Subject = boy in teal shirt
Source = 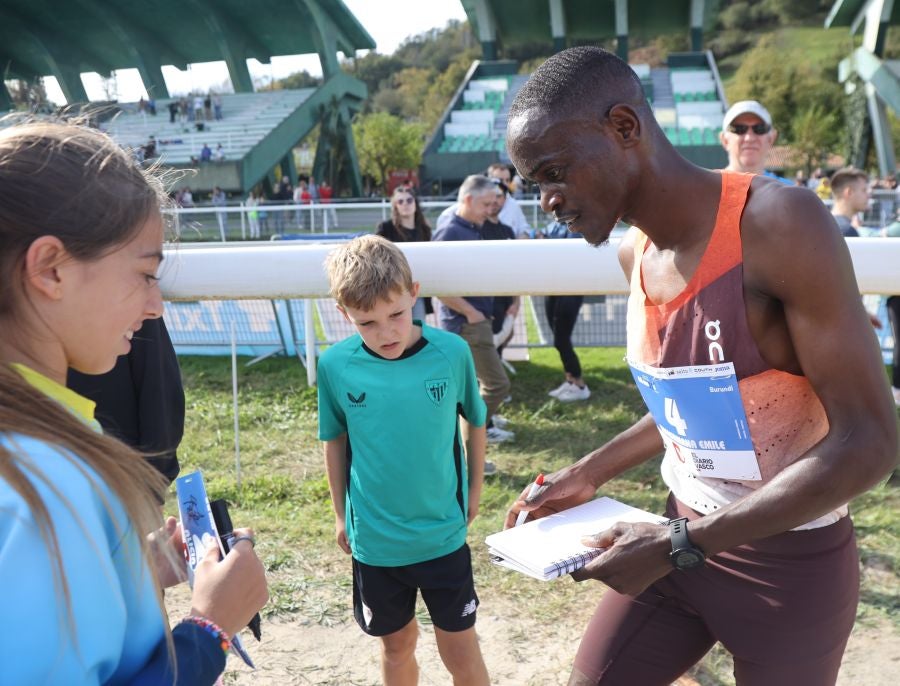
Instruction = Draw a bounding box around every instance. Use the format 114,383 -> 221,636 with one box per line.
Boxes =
318,235 -> 490,685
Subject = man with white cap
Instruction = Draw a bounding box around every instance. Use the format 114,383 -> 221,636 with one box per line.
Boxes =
720,100 -> 790,184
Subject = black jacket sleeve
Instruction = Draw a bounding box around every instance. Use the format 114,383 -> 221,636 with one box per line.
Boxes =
67,317 -> 185,484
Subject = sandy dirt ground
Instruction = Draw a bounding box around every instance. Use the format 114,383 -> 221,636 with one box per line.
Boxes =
167,586 -> 900,685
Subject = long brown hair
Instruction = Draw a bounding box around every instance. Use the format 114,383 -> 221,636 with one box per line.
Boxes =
0,119 -> 173,645
389,185 -> 432,241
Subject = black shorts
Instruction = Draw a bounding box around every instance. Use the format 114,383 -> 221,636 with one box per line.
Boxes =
352,543 -> 479,636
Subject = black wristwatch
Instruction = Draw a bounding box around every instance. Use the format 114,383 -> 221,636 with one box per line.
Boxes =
668,517 -> 705,570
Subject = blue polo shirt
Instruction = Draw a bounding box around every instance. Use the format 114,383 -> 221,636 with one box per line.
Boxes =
433,214 -> 494,333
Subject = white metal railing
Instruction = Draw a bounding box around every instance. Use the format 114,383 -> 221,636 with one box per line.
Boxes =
165,198 -> 555,242
158,238 -> 900,384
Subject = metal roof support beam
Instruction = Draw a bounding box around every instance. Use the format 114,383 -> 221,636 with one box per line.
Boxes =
0,8 -> 116,103
0,81 -> 12,110
338,101 -> 363,197
186,0 -> 267,93
55,66 -> 89,105
840,47 -> 900,175
71,0 -> 190,69
0,51 -> 46,83
0,7 -> 117,77
71,0 -> 194,98
303,0 -> 343,79
867,83 -> 896,176
615,0 -> 629,61
312,94 -> 364,196
134,59 -> 170,100
549,0 -> 567,52
861,0 -> 895,56
280,151 -> 298,187
472,0 -> 498,61
690,0 -> 706,51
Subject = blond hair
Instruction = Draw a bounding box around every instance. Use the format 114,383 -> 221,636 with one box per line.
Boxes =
325,234 -> 415,310
0,118 -> 174,658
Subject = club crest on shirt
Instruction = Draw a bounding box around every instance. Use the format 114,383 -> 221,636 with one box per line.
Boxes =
425,378 -> 449,406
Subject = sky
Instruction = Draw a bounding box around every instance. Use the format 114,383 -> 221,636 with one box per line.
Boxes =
43,0 -> 468,105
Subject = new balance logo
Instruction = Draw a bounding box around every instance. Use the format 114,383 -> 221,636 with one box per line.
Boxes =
425,378 -> 449,406
460,599 -> 477,617
347,391 -> 366,407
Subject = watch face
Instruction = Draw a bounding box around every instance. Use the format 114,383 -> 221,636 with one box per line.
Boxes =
672,549 -> 704,570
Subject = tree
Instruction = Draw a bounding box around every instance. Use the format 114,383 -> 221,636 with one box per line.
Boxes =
791,104 -> 839,173
352,112 -> 424,194
421,55 -> 474,132
269,70 -> 321,90
728,35 -> 844,142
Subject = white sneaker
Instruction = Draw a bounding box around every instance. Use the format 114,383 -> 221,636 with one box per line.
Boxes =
483,460 -> 498,476
556,384 -> 591,402
491,414 -> 510,429
548,381 -> 573,398
486,426 -> 515,443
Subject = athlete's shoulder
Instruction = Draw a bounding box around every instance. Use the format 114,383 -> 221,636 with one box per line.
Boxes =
743,175 -> 838,244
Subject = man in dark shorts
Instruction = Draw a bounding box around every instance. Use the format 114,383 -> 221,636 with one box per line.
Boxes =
504,46 -> 897,685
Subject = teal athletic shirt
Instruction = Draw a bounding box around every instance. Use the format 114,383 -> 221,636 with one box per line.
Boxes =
317,322 -> 487,567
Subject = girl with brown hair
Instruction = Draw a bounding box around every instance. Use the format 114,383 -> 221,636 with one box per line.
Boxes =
0,119 -> 267,684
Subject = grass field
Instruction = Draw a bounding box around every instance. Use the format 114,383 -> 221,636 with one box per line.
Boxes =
168,346 -> 899,684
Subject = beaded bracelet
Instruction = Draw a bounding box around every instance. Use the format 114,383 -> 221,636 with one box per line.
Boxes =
180,615 -> 231,656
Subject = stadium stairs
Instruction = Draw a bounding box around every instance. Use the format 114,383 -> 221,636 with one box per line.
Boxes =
99,72 -> 365,195
421,51 -> 726,192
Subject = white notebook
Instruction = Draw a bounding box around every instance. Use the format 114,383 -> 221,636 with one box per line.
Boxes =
485,496 -> 667,581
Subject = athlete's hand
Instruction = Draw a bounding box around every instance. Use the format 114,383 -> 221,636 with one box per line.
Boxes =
571,521 -> 672,595
504,465 -> 598,529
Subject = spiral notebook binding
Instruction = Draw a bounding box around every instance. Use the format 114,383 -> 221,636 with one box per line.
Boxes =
550,548 -> 603,578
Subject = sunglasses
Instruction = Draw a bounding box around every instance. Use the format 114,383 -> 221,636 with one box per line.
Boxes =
728,122 -> 771,136
394,197 -> 415,205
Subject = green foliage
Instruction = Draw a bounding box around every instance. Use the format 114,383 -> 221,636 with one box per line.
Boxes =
352,112 -> 424,193
727,34 -> 845,145
392,20 -> 479,74
761,0 -> 823,22
342,53 -> 407,106
719,2 -> 754,31
263,70 -> 321,91
791,104 -> 840,172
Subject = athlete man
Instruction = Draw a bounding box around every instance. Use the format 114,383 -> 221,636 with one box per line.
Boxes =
505,46 -> 897,685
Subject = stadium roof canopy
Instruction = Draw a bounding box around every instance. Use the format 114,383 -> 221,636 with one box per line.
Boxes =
460,0 -> 723,59
0,0 -> 374,103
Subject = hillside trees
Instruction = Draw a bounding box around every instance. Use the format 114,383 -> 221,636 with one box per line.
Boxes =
728,34 -> 845,166
352,112 -> 424,194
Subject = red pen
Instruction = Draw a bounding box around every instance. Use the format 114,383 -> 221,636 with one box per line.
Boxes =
515,474 -> 544,526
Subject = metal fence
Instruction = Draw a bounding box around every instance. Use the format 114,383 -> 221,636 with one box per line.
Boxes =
166,198 -> 554,243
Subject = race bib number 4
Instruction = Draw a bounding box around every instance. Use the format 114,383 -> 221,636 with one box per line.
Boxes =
628,359 -> 761,481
